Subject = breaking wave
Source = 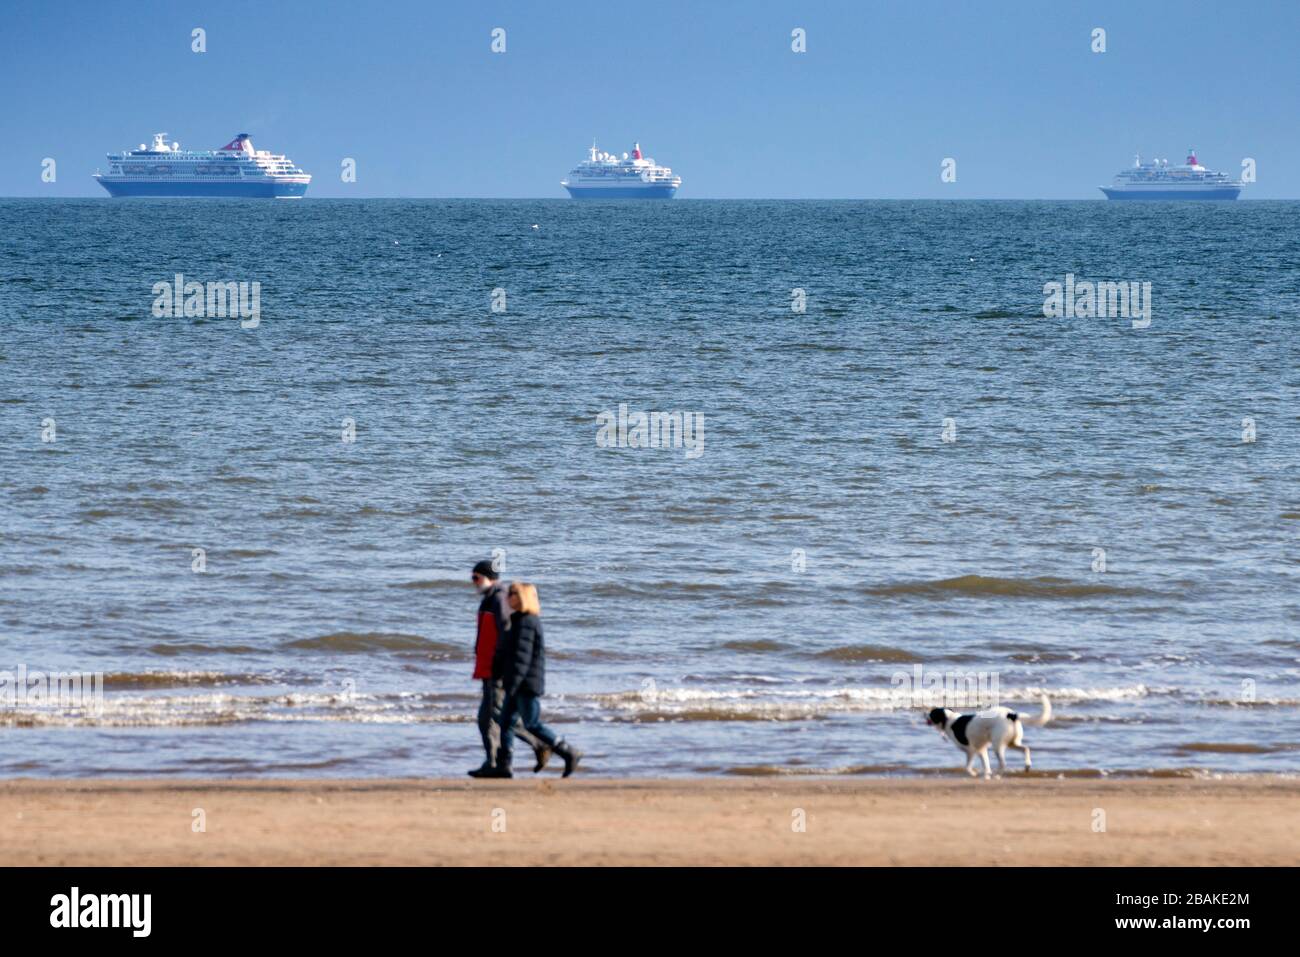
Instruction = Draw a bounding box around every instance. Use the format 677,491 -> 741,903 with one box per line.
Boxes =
577,683 -> 1165,722
0,689 -> 474,729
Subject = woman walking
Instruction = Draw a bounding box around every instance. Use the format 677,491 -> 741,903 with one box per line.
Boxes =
489,582 -> 582,778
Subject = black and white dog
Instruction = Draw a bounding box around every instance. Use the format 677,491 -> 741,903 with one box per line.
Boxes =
926,695 -> 1051,778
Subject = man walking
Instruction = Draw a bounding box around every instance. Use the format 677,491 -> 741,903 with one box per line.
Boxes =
468,560 -> 548,777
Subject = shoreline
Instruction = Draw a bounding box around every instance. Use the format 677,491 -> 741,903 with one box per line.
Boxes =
3,776 -> 1297,866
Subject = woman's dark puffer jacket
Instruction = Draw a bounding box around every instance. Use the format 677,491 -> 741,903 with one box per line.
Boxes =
496,611 -> 545,696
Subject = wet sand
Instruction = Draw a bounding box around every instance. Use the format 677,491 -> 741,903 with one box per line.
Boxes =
2,776 -> 1296,866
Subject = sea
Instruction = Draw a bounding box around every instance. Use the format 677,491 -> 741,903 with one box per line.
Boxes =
1,198 -> 1297,778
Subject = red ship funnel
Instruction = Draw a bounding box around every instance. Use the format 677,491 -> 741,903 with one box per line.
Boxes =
632,143 -> 642,160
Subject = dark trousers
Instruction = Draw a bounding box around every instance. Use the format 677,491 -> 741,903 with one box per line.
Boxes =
477,679 -> 541,767
498,690 -> 559,766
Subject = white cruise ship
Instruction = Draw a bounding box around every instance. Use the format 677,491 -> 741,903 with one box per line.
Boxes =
94,132 -> 311,198
1100,150 -> 1243,200
561,142 -> 681,199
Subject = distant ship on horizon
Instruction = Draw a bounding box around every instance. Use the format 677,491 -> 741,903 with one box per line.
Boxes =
94,132 -> 312,198
561,142 -> 681,198
1100,150 -> 1243,200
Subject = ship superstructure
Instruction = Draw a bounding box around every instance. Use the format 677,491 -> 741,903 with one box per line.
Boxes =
1100,150 -> 1242,200
561,142 -> 680,198
94,132 -> 311,198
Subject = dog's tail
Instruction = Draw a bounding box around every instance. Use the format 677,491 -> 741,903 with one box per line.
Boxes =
1019,694 -> 1051,727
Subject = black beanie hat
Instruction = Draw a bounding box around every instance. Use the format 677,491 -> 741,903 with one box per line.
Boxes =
471,560 -> 499,580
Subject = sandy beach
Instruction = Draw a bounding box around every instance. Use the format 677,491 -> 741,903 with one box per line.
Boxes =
2,776 -> 1296,866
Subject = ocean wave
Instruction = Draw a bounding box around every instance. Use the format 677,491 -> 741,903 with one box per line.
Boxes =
725,763 -> 914,775
284,632 -> 465,656
1175,742 -> 1298,755
0,689 -> 473,729
813,644 -> 922,663
146,642 -> 265,657
721,639 -> 793,653
577,683 -> 1161,721
865,574 -> 1145,600
551,647 -> 638,661
614,708 -> 832,722
586,581 -> 734,601
264,506 -> 330,519
391,578 -> 470,591
1005,650 -> 1088,663
390,574 -> 467,590
1199,696 -> 1300,708
971,308 -> 1025,320
7,677 -> 1291,734
679,672 -> 788,685
101,671 -> 278,689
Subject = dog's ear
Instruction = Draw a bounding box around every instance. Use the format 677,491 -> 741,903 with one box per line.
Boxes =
926,707 -> 947,727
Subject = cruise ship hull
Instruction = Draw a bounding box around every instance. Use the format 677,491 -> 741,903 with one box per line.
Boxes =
564,185 -> 678,199
1100,187 -> 1241,201
96,179 -> 310,198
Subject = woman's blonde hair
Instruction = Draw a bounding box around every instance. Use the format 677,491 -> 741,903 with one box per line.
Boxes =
508,582 -> 541,616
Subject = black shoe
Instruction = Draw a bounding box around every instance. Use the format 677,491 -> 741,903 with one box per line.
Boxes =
533,746 -> 553,774
467,762 -> 493,778
555,741 -> 582,778
479,765 -> 513,779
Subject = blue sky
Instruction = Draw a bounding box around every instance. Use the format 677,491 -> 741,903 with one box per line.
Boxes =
3,0 -> 1298,198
